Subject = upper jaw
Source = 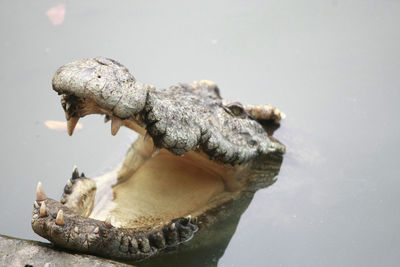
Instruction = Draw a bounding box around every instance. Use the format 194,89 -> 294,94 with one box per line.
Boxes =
52,57 -> 150,132
53,57 -> 285,164
53,57 -> 150,136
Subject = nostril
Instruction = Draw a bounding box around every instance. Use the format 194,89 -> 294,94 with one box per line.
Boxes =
97,75 -> 101,78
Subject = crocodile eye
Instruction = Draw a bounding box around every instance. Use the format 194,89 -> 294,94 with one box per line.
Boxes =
226,102 -> 245,117
230,105 -> 243,116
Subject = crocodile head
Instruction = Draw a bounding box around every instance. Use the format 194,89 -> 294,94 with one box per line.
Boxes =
31,57 -> 285,262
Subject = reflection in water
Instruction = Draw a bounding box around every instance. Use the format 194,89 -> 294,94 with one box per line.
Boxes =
44,120 -> 83,132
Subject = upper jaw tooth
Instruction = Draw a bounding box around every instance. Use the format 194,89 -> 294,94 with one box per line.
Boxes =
67,117 -> 80,136
111,116 -> 123,136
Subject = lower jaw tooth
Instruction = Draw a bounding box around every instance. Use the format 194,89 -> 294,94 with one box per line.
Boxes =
55,210 -> 64,226
39,202 -> 47,217
36,182 -> 47,201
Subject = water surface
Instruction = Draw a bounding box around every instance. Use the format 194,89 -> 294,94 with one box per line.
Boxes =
0,1 -> 399,266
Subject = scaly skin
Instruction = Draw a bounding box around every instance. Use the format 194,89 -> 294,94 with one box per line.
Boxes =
31,57 -> 285,262
52,57 -> 285,162
32,199 -> 198,260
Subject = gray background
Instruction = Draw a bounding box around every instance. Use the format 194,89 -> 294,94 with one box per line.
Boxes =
0,1 -> 399,266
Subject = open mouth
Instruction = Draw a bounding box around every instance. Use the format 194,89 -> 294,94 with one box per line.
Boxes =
31,57 -> 285,261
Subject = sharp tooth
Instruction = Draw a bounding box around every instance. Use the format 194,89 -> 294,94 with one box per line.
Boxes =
170,223 -> 176,231
65,102 -> 71,112
55,210 -> 64,226
104,216 -> 112,228
36,182 -> 47,201
39,202 -> 47,217
67,117 -> 80,136
111,117 -> 123,136
93,227 -> 99,234
72,165 -> 80,180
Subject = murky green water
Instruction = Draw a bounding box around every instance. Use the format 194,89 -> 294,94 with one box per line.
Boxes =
1,1 -> 399,266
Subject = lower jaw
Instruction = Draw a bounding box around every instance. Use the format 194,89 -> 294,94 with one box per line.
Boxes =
31,132 -> 249,261
32,197 -> 199,261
